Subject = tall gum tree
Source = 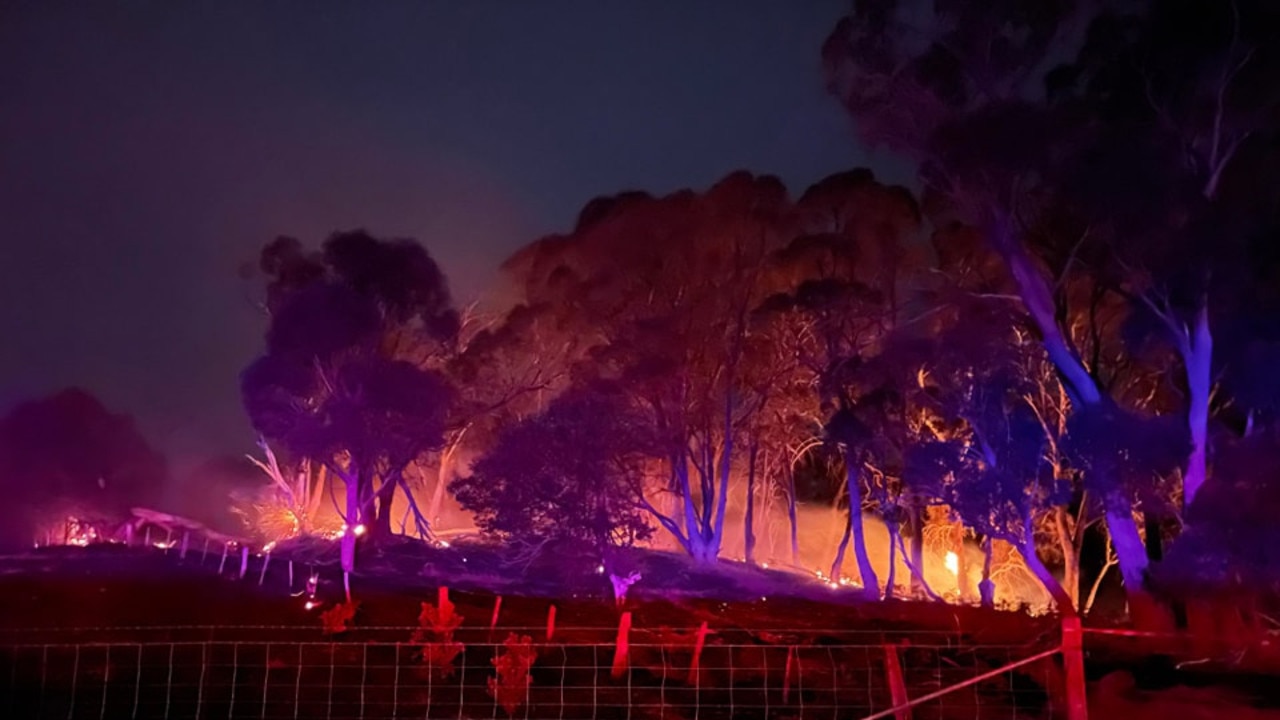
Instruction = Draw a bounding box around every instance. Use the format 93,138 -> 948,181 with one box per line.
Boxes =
1051,0 -> 1280,513
822,0 -> 1163,610
241,231 -> 456,571
755,169 -> 923,597
495,172 -> 793,563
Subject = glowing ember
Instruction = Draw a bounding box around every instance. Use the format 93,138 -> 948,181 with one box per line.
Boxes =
263,541 -> 277,553
437,540 -> 450,548
304,600 -> 318,611
596,564 -> 605,574
352,524 -> 367,537
152,540 -> 175,550
945,551 -> 959,577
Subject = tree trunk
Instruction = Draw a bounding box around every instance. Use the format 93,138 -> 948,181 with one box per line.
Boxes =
688,532 -> 717,564
979,536 -> 995,609
708,398 -> 735,561
907,501 -> 927,597
1144,512 -> 1164,563
830,513 -> 852,580
896,530 -> 940,601
1017,512 -> 1074,615
372,476 -> 396,539
1002,233 -> 1103,410
744,441 -> 758,566
843,460 -> 879,600
340,468 -> 359,573
427,442 -> 458,527
306,464 -> 327,532
786,463 -> 800,567
1017,539 -> 1073,614
954,518 -> 971,603
884,521 -> 899,601
1181,304 -> 1213,511
677,458 -> 713,564
997,216 -> 1157,612
1104,499 -> 1148,593
1103,498 -> 1171,627
1054,507 -> 1080,611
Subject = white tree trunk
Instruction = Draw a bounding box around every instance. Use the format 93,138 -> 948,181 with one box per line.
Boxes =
1003,238 -> 1102,408
1001,229 -> 1155,605
340,468 -> 359,573
842,462 -> 879,599
427,444 -> 457,527
1104,498 -> 1148,592
707,399 -> 735,561
1054,507 -> 1080,610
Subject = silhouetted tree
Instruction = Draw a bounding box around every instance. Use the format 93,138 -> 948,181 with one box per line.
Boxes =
0,388 -> 166,548
451,385 -> 653,562
241,231 -> 456,571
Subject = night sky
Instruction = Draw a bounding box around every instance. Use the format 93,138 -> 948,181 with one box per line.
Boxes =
1,1 -> 900,468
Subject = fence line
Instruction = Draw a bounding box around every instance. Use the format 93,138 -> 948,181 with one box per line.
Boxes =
9,537 -> 1089,717
1,635 -> 1062,719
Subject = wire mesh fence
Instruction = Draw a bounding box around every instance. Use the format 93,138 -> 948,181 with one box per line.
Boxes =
0,626 -> 1061,719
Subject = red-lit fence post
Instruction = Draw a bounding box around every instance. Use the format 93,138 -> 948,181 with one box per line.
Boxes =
1062,615 -> 1088,720
546,605 -> 557,642
883,643 -> 912,720
611,611 -> 632,679
489,596 -> 502,635
687,621 -> 708,685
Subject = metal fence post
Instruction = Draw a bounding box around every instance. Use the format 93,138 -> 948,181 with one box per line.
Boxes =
883,643 -> 911,720
1062,615 -> 1088,720
611,612 -> 631,680
687,622 -> 708,686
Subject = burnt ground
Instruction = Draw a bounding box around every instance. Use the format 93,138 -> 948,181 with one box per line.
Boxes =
0,539 -> 1278,718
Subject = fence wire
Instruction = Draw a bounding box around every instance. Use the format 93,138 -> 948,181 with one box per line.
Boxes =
0,629 -> 1058,719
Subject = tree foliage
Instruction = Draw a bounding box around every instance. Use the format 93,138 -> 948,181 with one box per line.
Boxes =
0,388 -> 167,547
451,385 -> 654,555
241,231 -> 456,567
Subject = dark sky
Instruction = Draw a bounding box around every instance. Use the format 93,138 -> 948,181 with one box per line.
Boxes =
1,1 -> 901,469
